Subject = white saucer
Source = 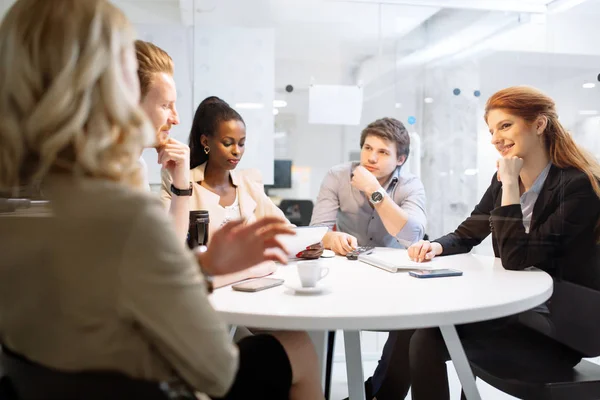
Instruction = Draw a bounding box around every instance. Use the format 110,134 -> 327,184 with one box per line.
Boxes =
320,249 -> 335,258
284,281 -> 329,295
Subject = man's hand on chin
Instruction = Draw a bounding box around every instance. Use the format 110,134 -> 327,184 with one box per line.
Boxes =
157,137 -> 190,187
351,165 -> 381,196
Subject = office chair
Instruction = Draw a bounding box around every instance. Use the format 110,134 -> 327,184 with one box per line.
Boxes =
279,199 -> 314,226
0,345 -> 187,400
466,279 -> 600,399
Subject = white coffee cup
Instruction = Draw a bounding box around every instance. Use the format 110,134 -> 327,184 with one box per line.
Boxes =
297,261 -> 329,288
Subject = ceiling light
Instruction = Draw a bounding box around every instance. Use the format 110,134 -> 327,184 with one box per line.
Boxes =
579,110 -> 598,115
464,168 -> 478,176
424,97 -> 434,104
273,108 -> 279,116
235,102 -> 264,109
273,100 -> 288,108
583,82 -> 596,89
395,103 -> 402,108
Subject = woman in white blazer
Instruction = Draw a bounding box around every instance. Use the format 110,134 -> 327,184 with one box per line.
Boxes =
161,97 -> 323,288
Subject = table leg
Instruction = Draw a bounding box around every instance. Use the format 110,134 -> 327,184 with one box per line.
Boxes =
308,331 -> 328,391
439,325 -> 481,400
325,331 -> 336,400
344,331 -> 365,400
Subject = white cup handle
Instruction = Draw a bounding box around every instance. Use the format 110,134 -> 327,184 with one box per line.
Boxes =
320,267 -> 329,280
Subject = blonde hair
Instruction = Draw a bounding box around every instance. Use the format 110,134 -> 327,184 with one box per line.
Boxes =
135,40 -> 174,99
0,0 -> 154,193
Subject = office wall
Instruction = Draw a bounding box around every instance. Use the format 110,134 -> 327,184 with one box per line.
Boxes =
269,89 -> 346,201
194,26 -> 275,184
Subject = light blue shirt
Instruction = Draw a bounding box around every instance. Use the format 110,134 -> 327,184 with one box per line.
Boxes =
520,162 -> 551,233
310,162 -> 427,248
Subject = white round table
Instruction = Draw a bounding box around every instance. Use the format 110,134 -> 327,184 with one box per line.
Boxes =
210,249 -> 553,400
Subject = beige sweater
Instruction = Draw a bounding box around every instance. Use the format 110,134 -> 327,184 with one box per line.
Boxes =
0,175 -> 237,397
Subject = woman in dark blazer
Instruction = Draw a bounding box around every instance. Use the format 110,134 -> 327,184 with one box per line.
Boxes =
366,86 -> 600,400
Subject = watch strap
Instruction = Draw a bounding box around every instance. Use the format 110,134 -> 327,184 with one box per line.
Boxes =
171,182 -> 193,196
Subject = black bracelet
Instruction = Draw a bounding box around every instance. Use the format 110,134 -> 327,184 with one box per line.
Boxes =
171,182 -> 193,196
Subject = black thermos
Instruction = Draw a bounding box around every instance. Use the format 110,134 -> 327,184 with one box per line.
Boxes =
187,210 -> 210,249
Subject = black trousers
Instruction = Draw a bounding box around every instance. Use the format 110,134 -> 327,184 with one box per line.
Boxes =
212,334 -> 292,400
371,314 -> 583,400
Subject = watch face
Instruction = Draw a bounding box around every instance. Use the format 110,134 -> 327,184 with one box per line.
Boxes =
371,191 -> 383,202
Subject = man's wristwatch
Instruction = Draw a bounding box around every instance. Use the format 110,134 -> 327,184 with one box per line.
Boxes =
171,182 -> 193,196
197,245 -> 214,293
369,187 -> 386,205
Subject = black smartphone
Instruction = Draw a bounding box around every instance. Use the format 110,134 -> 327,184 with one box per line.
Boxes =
408,269 -> 463,278
231,278 -> 284,292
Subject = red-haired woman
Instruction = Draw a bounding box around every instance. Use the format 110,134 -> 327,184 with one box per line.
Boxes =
366,86 -> 600,400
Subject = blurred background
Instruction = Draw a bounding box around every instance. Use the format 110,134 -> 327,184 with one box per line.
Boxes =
2,0 -> 597,242
2,1 -> 599,396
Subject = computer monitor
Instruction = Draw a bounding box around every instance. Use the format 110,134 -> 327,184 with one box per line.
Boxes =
266,160 -> 292,189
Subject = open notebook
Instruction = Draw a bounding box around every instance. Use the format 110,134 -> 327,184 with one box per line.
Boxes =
358,249 -> 434,273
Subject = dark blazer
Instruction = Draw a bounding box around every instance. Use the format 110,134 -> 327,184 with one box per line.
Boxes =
435,165 -> 600,290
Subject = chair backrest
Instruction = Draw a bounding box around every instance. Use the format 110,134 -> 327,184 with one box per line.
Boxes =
0,346 -> 178,400
279,199 -> 314,227
520,279 -> 600,358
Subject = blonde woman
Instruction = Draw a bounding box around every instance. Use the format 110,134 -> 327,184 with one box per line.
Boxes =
0,1 -> 323,399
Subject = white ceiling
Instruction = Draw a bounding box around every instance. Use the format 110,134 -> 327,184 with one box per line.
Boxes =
561,0 -> 600,14
190,0 -> 440,64
329,0 -> 554,13
111,0 -> 600,88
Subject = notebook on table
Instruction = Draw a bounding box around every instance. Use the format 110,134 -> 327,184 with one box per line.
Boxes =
358,249 -> 434,273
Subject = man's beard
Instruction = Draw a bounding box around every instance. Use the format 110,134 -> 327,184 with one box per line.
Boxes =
154,125 -> 171,149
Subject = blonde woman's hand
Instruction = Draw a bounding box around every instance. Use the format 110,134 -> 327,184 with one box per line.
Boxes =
408,240 -> 443,262
197,217 -> 294,276
248,261 -> 278,278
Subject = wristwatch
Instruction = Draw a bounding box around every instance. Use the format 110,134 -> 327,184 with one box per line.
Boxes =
171,182 -> 193,196
197,245 -> 214,293
369,187 -> 386,205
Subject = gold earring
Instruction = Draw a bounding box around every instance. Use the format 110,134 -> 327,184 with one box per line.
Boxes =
204,146 -> 210,154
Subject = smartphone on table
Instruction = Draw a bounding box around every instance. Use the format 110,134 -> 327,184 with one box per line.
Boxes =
232,278 -> 284,292
409,269 -> 463,278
